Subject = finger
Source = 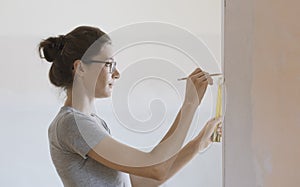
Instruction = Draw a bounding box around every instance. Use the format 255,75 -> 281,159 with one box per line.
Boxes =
206,119 -> 221,134
189,68 -> 209,79
207,125 -> 218,138
190,71 -> 206,79
189,68 -> 202,77
204,72 -> 213,85
209,116 -> 222,124
194,72 -> 209,82
195,75 -> 208,83
204,118 -> 222,135
218,129 -> 222,134
201,125 -> 215,141
217,123 -> 223,128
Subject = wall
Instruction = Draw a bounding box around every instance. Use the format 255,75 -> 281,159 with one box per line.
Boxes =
224,0 -> 300,186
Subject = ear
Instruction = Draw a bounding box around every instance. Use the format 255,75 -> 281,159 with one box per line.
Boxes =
73,60 -> 85,76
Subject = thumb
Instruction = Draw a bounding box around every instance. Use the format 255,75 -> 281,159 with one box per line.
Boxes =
206,117 -> 222,133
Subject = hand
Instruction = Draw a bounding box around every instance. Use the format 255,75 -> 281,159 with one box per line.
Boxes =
183,68 -> 213,106
196,117 -> 222,151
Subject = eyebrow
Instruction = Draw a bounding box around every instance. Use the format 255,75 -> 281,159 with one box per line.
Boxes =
105,57 -> 114,62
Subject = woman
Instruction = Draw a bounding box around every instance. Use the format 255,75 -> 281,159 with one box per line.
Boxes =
38,26 -> 222,187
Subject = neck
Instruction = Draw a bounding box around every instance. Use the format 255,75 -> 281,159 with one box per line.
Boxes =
64,88 -> 96,116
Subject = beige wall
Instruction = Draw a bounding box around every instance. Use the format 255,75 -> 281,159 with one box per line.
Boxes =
225,0 -> 300,186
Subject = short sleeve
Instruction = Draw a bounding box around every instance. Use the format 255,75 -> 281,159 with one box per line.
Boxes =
57,111 -> 109,159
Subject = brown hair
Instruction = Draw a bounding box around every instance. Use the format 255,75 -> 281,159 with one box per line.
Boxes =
38,26 -> 110,90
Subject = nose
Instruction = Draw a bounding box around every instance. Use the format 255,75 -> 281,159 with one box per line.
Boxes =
112,68 -> 120,79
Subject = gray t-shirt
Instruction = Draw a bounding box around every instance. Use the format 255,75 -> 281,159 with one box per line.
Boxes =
48,106 -> 131,187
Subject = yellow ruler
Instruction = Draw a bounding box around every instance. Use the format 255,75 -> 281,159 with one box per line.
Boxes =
211,77 -> 223,142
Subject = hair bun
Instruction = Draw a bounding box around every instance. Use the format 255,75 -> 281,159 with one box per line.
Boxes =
39,35 -> 65,62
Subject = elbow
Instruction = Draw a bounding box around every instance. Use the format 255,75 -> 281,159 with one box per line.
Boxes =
153,173 -> 166,182
151,165 -> 168,182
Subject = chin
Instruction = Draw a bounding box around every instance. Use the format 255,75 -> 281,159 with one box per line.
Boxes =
95,91 -> 112,98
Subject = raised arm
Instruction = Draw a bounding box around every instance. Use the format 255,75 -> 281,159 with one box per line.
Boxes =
158,70 -> 213,145
88,116 -> 221,184
87,103 -> 201,181
149,68 -> 210,158
87,68 -> 213,181
128,69 -> 214,185
129,117 -> 222,187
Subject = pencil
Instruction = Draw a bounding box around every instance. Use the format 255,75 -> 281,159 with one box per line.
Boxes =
177,73 -> 222,81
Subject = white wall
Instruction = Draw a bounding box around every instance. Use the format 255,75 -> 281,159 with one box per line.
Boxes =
224,0 -> 300,186
0,0 -> 222,186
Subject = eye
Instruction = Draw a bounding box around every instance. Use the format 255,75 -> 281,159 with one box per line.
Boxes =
104,62 -> 111,67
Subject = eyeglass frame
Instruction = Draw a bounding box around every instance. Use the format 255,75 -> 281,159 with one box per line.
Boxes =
84,59 -> 117,73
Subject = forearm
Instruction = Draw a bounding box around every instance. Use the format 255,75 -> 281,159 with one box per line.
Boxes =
163,138 -> 204,181
149,68 -> 209,165
157,135 -> 206,184
159,107 -> 182,143
160,102 -> 199,143
150,103 -> 198,161
131,135 -> 204,186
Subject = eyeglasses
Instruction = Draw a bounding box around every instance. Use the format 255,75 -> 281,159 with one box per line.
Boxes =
86,59 -> 117,73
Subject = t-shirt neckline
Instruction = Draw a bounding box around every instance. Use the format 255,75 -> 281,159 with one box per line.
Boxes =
61,106 -> 97,117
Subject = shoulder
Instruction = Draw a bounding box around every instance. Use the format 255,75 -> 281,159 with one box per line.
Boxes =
63,110 -> 95,124
54,108 -> 110,155
55,108 -> 105,136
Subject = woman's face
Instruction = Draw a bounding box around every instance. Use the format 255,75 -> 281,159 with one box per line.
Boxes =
82,44 -> 120,98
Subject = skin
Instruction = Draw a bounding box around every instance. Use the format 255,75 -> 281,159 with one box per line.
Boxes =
64,43 -> 120,114
64,44 -> 222,186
